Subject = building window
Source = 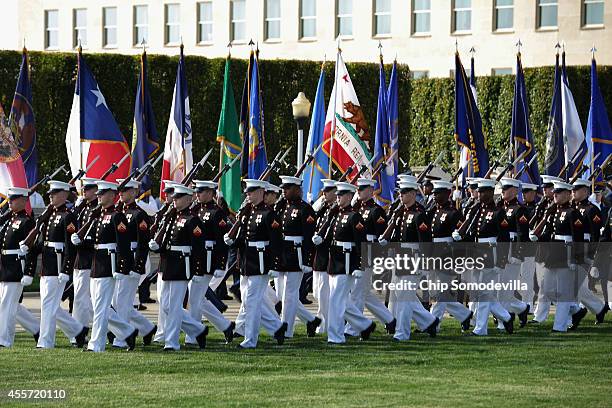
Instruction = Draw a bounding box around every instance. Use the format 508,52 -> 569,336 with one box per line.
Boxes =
374,0 -> 391,36
337,0 -> 353,37
412,0 -> 431,34
197,2 -> 213,43
537,0 -> 558,28
45,10 -> 59,49
492,68 -> 512,76
452,0 -> 471,32
265,0 -> 281,40
494,0 -> 513,30
165,4 -> 180,45
583,0 -> 604,26
73,8 -> 87,48
411,70 -> 429,79
134,5 -> 148,45
103,7 -> 117,47
230,0 -> 246,42
300,0 -> 316,39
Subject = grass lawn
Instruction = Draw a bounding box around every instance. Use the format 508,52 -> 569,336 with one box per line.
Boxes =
1,316 -> 611,407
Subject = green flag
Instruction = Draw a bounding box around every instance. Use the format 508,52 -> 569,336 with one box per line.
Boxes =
217,57 -> 242,212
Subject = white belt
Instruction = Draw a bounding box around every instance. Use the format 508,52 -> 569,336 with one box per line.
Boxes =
509,232 -> 517,240
95,243 -> 117,275
130,241 -> 138,250
334,241 -> 354,275
584,233 -> 591,241
95,243 -> 117,250
248,241 -> 269,275
554,235 -> 573,243
366,234 -> 377,242
45,241 -> 65,251
400,243 -> 419,249
432,237 -> 453,243
2,249 -> 22,255
478,237 -> 497,244
204,240 -> 215,274
170,245 -> 191,279
284,235 -> 304,269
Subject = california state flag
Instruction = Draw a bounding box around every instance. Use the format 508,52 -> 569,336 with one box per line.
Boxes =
322,51 -> 372,179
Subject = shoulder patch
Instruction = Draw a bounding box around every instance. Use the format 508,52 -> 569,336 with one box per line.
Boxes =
117,222 -> 127,233
306,215 -> 316,224
355,222 -> 365,231
138,220 -> 148,231
271,220 -> 280,229
193,226 -> 202,237
418,222 -> 429,232
66,222 -> 76,234
376,216 -> 386,225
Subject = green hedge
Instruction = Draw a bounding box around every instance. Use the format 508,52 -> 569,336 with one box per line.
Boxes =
0,50 -> 610,194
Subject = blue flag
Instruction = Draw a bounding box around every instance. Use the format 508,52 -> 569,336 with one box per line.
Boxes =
387,60 -> 399,184
373,58 -> 394,208
247,55 -> 267,179
302,66 -> 328,203
585,56 -> 612,183
9,48 -> 38,187
511,53 -> 541,184
240,51 -> 254,178
131,51 -> 160,196
544,52 -> 564,176
454,53 -> 489,177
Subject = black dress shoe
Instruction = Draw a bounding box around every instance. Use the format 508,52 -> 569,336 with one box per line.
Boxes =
425,317 -> 439,338
163,347 -> 176,352
306,317 -> 322,337
275,301 -> 282,315
502,313 -> 515,334
229,286 -> 242,303
233,332 -> 244,339
236,344 -> 248,349
82,348 -> 93,352
143,325 -> 157,346
301,297 -> 313,305
137,304 -> 147,311
107,331 -> 115,345
125,329 -> 138,351
196,326 -> 209,350
75,327 -> 89,348
385,318 -> 397,335
33,332 -> 39,343
461,312 -> 473,332
141,298 -> 156,304
551,329 -> 565,333
224,322 -> 236,344
595,304 -> 609,324
518,305 -> 530,328
360,322 -> 376,341
570,307 -> 588,330
421,301 -> 431,311
274,322 -> 288,345
327,341 -> 343,346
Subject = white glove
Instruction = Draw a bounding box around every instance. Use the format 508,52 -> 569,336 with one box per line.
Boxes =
312,235 -> 323,245
588,193 -> 600,209
191,275 -> 206,283
301,265 -> 313,273
353,270 -> 364,279
529,232 -> 538,242
18,241 -> 29,254
213,269 -> 226,278
569,264 -> 577,272
590,266 -> 600,279
452,231 -> 462,241
223,234 -> 234,246
148,240 -> 160,251
508,256 -> 521,265
452,190 -> 462,201
129,271 -> 140,280
268,270 -> 280,279
70,233 -> 81,246
378,238 -> 388,246
113,272 -> 126,280
20,275 -> 33,287
58,273 -> 70,284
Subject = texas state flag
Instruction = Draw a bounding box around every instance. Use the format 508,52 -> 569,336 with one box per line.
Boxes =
65,51 -> 130,183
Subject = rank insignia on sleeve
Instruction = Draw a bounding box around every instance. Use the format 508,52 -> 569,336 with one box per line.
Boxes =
218,219 -> 227,228
66,222 -> 76,233
138,220 -> 148,231
519,215 -> 528,224
574,219 -> 583,228
593,215 -> 601,224
117,222 -> 127,233
355,222 -> 364,231
500,219 -> 509,228
193,226 -> 202,237
271,220 -> 280,229
376,216 -> 386,225
418,222 -> 429,232
306,215 -> 315,224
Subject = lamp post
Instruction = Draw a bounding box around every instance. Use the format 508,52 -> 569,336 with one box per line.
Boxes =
291,92 -> 311,168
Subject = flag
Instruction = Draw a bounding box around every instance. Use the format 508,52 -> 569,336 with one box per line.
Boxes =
458,54 -> 478,182
544,51 -> 564,176
8,48 -> 38,188
322,51 -> 372,178
454,52 -> 489,177
561,51 -> 587,178
585,56 -> 612,183
160,46 -> 193,199
131,50 -> 160,196
240,51 -> 255,177
387,59 -> 399,184
65,50 -> 131,183
302,66 -> 328,203
247,54 -> 267,179
510,53 -> 541,184
0,105 -> 28,203
217,56 -> 243,212
373,57 -> 394,208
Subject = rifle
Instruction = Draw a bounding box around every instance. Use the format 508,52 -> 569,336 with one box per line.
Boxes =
363,150 -> 399,182
69,155 -> 100,185
99,152 -> 130,181
587,153 -> 612,181
557,148 -> 584,181
116,154 -> 163,212
494,149 -> 528,182
513,154 -> 537,182
0,163 -> 69,210
347,154 -> 378,184
416,151 -> 445,184
212,152 -> 243,183
260,147 -> 292,181
569,152 -> 601,184
482,160 -> 501,179
294,144 -> 323,178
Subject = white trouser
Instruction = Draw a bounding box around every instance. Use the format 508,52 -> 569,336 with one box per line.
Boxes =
346,268 -> 393,335
472,269 -> 511,336
577,271 -> 605,314
496,264 -> 527,329
16,303 -> 40,335
208,275 -> 223,291
519,257 -> 536,307
185,275 -> 231,344
0,282 -> 23,347
154,272 -> 165,342
38,276 -> 83,348
278,271 -> 315,337
430,301 -> 471,325
162,280 -> 205,350
72,269 -> 93,327
393,275 -> 436,341
313,270 -> 329,334
265,284 -> 279,307
87,277 -> 134,352
533,262 -> 552,322
112,275 -> 155,347
235,278 -> 282,337
240,275 -> 269,348
327,274 -> 372,344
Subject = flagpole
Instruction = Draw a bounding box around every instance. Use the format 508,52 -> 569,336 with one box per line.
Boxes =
329,40 -> 341,178
590,45 -> 596,193
180,40 -> 187,179
219,43 -> 231,193
78,40 -> 83,172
